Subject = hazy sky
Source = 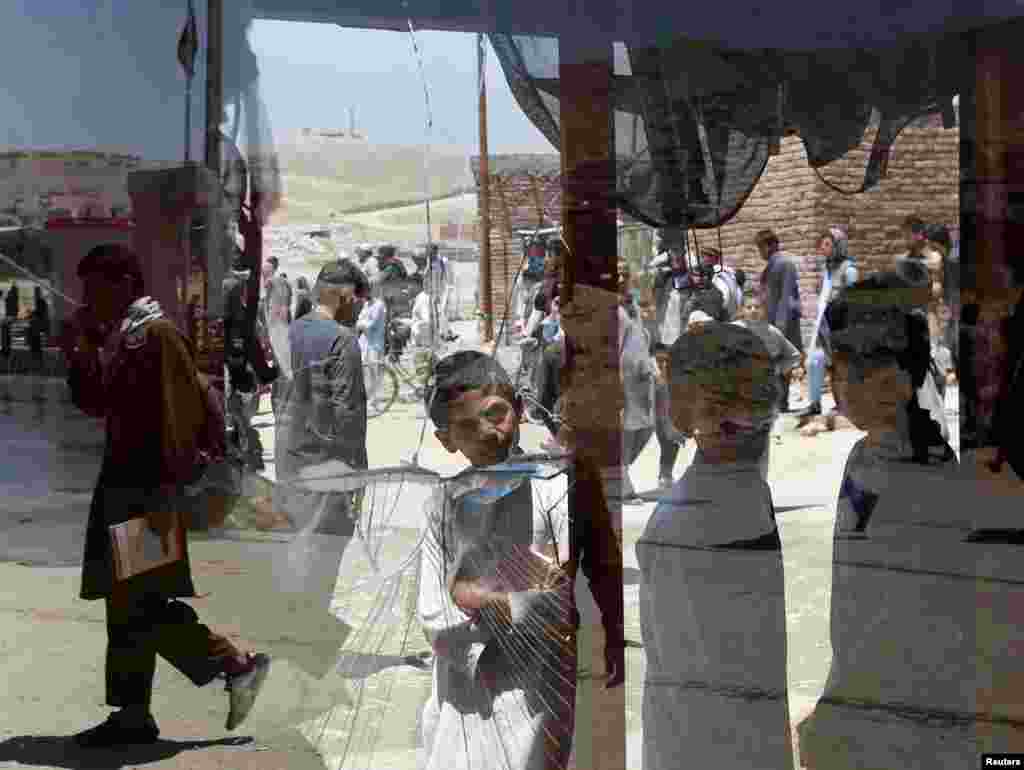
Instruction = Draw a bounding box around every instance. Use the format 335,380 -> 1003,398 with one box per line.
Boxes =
0,3 -> 552,160
249,21 -> 554,153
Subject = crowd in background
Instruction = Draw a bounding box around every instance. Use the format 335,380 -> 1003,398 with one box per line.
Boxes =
221,241 -> 460,471
46,208 -> 1022,764
503,214 -> 957,499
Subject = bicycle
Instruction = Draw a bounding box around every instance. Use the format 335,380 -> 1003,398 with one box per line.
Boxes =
364,329 -> 456,419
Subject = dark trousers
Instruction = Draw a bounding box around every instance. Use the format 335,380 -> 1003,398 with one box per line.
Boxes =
654,383 -> 682,476
1,320 -> 10,356
105,591 -> 240,710
779,371 -> 792,410
534,343 -> 563,418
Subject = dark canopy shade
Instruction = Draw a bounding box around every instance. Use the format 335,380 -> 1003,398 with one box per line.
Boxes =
250,0 -> 1017,52
244,1 -> 1018,229
490,32 -> 969,228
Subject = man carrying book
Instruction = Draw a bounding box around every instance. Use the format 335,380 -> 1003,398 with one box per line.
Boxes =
65,244 -> 271,748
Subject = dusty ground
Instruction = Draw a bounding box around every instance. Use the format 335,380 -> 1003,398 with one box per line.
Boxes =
0,322 -> 966,769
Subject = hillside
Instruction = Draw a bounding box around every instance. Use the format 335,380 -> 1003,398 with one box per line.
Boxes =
269,139 -> 476,226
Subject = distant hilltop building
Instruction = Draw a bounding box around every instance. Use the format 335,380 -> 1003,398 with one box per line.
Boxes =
299,107 -> 367,142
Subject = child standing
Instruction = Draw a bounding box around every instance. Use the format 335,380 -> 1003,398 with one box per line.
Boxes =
637,321 -> 796,770
416,351 -> 607,770
796,275 -> 995,770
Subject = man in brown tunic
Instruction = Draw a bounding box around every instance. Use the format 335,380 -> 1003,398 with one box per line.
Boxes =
66,244 -> 270,747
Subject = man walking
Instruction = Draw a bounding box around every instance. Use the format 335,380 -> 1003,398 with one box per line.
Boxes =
264,257 -> 293,417
756,229 -> 803,412
223,258 -> 279,471
649,233 -> 692,487
274,258 -> 368,678
356,280 -> 387,399
66,244 -> 269,747
425,244 -> 457,342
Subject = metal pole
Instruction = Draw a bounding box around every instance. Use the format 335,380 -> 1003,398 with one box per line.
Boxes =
478,33 -> 494,342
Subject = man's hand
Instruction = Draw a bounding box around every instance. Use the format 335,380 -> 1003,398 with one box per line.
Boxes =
604,642 -> 626,689
452,579 -> 499,614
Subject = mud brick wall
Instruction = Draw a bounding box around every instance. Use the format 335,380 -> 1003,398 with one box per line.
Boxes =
715,128 -> 960,344
472,155 -> 562,324
475,128 -> 958,345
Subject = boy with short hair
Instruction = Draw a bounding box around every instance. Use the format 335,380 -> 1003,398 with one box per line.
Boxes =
416,351 -> 615,770
638,320 -> 796,770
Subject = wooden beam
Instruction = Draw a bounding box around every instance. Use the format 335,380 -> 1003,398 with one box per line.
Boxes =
495,175 -> 514,341
559,35 -> 618,297
204,0 -> 223,177
478,35 -> 494,342
972,20 -> 1024,302
558,29 -> 626,770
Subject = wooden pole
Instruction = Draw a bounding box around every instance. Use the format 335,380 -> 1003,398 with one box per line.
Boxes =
203,0 -> 226,337
478,33 -> 494,342
558,29 -> 625,770
185,79 -> 193,163
560,36 -> 618,298
967,25 -> 1024,746
204,0 -> 222,177
971,22 -> 1024,304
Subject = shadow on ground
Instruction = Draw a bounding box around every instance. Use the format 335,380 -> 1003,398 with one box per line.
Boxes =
0,735 -> 257,769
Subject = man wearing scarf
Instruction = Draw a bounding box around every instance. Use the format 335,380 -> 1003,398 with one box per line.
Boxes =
799,226 -> 858,421
66,244 -> 270,748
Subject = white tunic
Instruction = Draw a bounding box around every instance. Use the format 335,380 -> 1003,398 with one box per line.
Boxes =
418,468 -> 574,770
637,455 -> 794,770
798,439 -> 1024,768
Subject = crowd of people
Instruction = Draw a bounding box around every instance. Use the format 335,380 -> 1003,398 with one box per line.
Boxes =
52,206 -> 1023,770
220,242 -> 460,471
510,215 -> 960,499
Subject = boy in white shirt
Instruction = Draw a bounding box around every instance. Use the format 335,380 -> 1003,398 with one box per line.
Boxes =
638,321 -> 796,770
417,352 -> 576,770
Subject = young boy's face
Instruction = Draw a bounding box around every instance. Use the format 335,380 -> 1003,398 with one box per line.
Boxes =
436,386 -> 521,467
669,371 -> 772,457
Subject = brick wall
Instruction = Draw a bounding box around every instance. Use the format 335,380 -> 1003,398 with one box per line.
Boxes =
472,156 -> 562,323
715,128 -> 959,344
475,129 -> 958,343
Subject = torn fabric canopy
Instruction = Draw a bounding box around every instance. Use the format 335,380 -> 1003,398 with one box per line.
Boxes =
489,33 -> 966,228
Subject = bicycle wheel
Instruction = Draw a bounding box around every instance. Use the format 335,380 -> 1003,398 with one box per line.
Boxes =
364,363 -> 399,418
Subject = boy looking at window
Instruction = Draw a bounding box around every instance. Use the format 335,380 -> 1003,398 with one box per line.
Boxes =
417,351 -> 619,770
